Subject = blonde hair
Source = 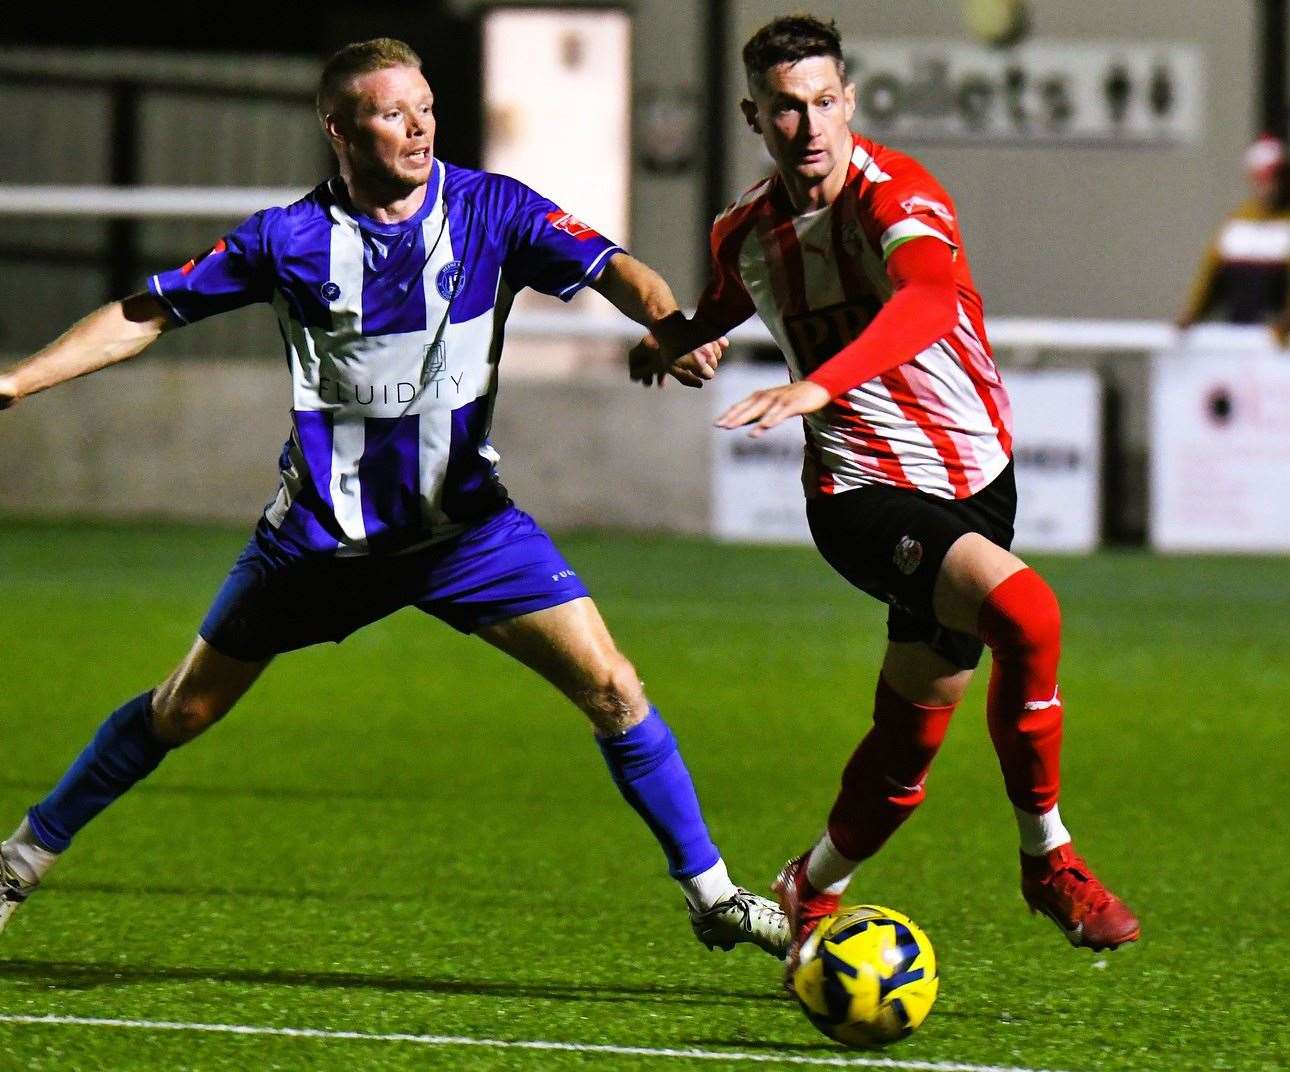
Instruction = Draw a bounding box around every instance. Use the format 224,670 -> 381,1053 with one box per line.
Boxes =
316,37 -> 423,127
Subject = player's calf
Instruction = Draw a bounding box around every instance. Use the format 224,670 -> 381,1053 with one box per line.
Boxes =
977,567 -> 1064,815
825,676 -> 956,863
596,706 -> 789,957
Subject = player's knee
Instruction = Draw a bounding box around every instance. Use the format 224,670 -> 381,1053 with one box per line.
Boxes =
979,568 -> 1061,658
1011,575 -> 1061,654
576,655 -> 646,734
150,683 -> 230,744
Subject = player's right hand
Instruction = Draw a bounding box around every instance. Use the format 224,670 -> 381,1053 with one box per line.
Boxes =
668,337 -> 728,388
629,333 -> 729,389
0,374 -> 17,411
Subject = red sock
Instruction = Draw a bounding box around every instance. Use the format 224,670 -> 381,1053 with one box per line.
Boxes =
977,568 -> 1064,814
826,675 -> 955,862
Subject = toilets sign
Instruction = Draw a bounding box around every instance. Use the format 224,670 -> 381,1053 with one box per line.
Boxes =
843,40 -> 1204,146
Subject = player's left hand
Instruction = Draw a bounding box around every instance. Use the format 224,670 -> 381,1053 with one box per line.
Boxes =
715,380 -> 831,437
628,334 -> 666,385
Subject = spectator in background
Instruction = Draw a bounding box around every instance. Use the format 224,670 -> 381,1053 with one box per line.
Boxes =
1176,134 -> 1290,343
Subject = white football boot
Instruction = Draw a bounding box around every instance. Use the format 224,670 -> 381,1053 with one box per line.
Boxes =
0,842 -> 37,935
688,887 -> 790,959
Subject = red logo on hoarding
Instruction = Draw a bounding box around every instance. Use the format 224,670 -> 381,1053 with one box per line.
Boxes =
545,210 -> 601,241
180,237 -> 227,275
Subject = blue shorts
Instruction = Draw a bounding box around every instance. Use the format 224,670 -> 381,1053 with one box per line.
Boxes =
200,505 -> 590,661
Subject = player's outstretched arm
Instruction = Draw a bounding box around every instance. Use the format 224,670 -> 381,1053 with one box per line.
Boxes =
0,293 -> 174,410
589,253 -> 728,388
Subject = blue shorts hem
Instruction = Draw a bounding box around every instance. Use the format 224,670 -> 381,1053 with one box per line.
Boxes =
443,586 -> 591,634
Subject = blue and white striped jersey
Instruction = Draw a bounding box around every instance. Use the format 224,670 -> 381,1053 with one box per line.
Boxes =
150,159 -> 622,557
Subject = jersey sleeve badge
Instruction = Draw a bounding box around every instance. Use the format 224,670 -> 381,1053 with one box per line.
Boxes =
899,195 -> 955,226
544,210 -> 603,241
179,238 -> 228,275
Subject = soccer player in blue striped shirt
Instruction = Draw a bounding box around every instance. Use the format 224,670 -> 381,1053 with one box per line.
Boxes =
0,38 -> 785,958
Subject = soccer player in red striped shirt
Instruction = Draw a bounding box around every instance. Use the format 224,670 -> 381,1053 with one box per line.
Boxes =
633,14 -> 1139,978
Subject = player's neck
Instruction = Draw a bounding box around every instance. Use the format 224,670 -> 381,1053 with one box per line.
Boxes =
779,159 -> 849,215
340,170 -> 429,224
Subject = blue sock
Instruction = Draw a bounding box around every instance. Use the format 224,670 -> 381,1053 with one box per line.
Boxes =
596,707 -> 721,880
27,691 -> 172,853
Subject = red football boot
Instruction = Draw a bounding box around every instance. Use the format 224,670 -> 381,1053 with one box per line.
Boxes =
772,853 -> 842,987
1021,843 -> 1141,951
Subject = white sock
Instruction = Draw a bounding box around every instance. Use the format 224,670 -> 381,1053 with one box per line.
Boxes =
3,818 -> 61,887
805,831 -> 857,896
1016,803 -> 1072,857
679,857 -> 739,911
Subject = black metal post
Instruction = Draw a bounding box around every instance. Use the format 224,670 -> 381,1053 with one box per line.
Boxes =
1259,0 -> 1288,138
702,0 -> 730,275
108,82 -> 141,301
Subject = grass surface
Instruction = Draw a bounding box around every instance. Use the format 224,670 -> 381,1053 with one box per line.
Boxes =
0,520 -> 1286,1071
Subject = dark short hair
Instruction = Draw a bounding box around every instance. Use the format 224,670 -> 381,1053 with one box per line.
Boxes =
742,14 -> 844,91
316,37 -> 423,127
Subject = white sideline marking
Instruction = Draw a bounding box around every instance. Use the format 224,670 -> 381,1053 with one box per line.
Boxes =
0,1013 -> 1075,1072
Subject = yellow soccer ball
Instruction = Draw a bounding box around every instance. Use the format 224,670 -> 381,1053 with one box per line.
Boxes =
791,904 -> 939,1048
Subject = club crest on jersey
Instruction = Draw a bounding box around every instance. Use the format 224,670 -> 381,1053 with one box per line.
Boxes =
544,210 -> 601,241
893,535 -> 924,576
900,195 -> 954,224
320,281 -> 342,302
179,237 -> 227,276
437,260 -> 465,300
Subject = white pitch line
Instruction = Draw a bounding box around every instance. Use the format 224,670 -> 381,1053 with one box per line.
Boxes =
0,1013 -> 1076,1072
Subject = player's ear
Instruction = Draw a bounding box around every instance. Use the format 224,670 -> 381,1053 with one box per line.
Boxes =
740,98 -> 761,134
323,94 -> 359,144
324,111 -> 347,143
843,81 -> 856,124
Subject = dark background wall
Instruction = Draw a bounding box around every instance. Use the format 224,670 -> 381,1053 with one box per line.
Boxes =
0,1 -> 484,167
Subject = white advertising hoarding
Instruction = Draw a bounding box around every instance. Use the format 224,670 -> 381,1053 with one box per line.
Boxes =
709,364 -> 811,544
1010,369 -> 1102,552
710,365 -> 1101,552
1150,348 -> 1290,551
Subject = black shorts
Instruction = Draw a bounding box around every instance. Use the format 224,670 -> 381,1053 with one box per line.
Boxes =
806,463 -> 1017,670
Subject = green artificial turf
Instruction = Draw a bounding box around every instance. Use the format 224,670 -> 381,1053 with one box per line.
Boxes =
0,520 -> 1285,1070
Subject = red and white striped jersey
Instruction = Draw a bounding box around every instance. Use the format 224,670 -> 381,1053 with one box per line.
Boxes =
698,133 -> 1013,500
